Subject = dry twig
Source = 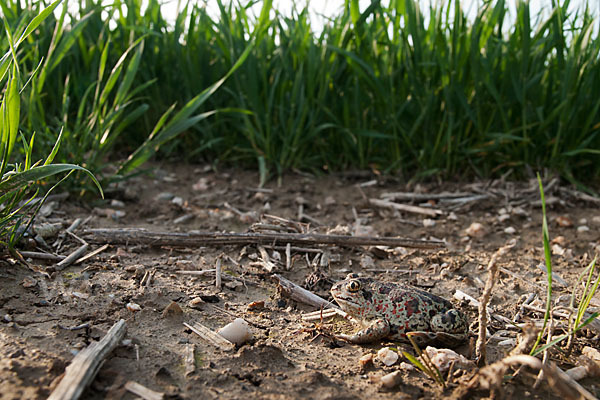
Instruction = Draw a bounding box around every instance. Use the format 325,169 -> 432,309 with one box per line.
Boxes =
48,319 -> 126,400
476,241 -> 515,365
183,321 -> 235,351
124,381 -> 164,400
82,228 -> 446,249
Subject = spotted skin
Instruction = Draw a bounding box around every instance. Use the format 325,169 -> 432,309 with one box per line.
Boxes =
330,273 -> 468,346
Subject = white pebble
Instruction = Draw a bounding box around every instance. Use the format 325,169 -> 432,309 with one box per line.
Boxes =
423,346 -> 475,373
498,214 -> 510,222
504,226 -> 516,234
380,371 -> 402,388
465,222 -> 486,238
126,302 -> 142,312
577,225 -> 590,232
376,347 -> 399,366
423,218 -> 436,227
218,318 -> 253,345
400,361 -> 415,371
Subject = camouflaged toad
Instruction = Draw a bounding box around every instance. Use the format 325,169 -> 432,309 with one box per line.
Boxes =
331,273 -> 468,346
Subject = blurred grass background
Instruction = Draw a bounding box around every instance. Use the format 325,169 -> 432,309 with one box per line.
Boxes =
2,0 -> 599,187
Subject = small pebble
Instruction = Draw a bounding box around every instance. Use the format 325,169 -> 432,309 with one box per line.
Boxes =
380,371 -> 402,388
551,244 -> 566,256
504,226 -> 516,234
498,214 -> 510,222
556,216 -> 573,227
126,302 -> 142,312
359,353 -> 374,367
376,347 -> 398,366
247,301 -> 265,312
424,347 -> 475,373
399,362 -> 415,371
172,197 -> 184,206
422,218 -> 436,228
577,225 -> 590,232
218,318 -> 253,345
465,222 -> 486,238
110,199 -> 125,208
188,297 -> 205,309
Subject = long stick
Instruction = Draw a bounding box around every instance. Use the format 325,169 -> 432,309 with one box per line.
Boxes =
82,228 -> 445,249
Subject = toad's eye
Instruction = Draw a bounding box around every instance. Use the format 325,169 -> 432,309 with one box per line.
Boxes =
347,280 -> 361,292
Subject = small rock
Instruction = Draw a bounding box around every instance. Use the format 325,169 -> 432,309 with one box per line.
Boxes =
465,222 -> 486,238
94,208 -> 126,219
192,177 -> 210,191
376,347 -> 398,366
577,225 -> 590,232
592,216 -> 600,225
556,216 -> 573,227
551,244 -> 566,256
110,199 -> 125,208
22,276 -> 37,288
162,301 -> 183,318
224,281 -> 243,291
295,196 -> 308,205
218,318 -> 253,345
39,201 -> 58,217
360,255 -> 375,269
246,301 -> 265,312
172,197 -> 184,206
126,302 -> 142,312
512,206 -> 528,217
583,346 -> 600,362
253,192 -> 266,201
423,347 -> 475,373
447,212 -> 458,221
188,297 -> 205,309
423,218 -> 436,228
498,214 -> 510,223
399,362 -> 415,371
380,371 -> 402,388
504,226 -> 516,234
359,353 -> 374,367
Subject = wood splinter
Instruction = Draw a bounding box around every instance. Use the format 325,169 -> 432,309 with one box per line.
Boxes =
48,319 -> 127,400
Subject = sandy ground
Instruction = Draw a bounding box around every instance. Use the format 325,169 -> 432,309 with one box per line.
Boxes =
1,164 -> 599,399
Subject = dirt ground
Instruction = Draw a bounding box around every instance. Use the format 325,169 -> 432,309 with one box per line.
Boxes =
1,164 -> 599,399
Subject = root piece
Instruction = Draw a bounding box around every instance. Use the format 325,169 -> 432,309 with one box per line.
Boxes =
48,319 -> 127,400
